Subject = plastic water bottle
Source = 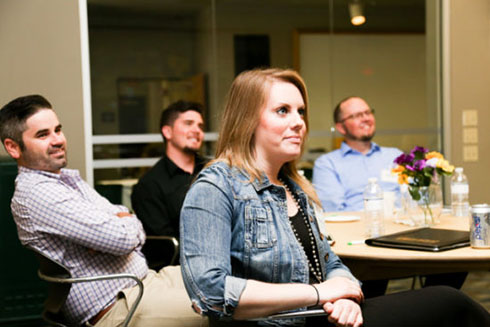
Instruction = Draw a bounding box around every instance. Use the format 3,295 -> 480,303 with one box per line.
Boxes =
399,184 -> 411,217
451,167 -> 469,217
364,177 -> 385,237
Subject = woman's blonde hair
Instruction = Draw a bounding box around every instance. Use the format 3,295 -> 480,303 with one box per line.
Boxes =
213,68 -> 320,206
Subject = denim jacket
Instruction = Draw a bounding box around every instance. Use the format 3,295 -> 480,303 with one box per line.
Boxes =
180,162 -> 358,326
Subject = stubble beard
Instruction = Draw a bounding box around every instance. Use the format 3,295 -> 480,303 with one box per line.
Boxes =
344,129 -> 375,142
183,146 -> 200,155
23,147 -> 68,172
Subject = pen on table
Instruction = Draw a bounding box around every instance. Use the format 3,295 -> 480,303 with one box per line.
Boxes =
347,240 -> 365,245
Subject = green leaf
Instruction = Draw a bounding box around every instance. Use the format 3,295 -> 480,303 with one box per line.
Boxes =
423,169 -> 433,178
409,186 -> 421,201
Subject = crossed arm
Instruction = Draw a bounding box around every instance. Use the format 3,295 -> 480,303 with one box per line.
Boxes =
23,181 -> 146,255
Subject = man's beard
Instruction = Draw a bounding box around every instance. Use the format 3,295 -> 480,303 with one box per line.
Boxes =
359,133 -> 375,142
22,147 -> 68,172
183,146 -> 200,155
344,129 -> 375,142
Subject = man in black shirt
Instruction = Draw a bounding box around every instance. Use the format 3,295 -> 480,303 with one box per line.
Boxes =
131,100 -> 206,266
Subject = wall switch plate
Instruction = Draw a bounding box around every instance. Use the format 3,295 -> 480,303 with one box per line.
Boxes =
463,145 -> 478,162
463,127 -> 478,144
462,110 -> 478,126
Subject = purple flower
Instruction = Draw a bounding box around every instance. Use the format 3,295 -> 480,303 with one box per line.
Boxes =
413,159 -> 426,171
405,164 -> 415,172
394,153 -> 414,165
410,146 -> 428,156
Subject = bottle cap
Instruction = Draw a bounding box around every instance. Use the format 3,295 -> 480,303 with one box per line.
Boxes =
368,177 -> 377,183
455,167 -> 463,173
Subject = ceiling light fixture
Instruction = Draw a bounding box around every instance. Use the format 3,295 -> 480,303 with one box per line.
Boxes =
349,0 -> 366,26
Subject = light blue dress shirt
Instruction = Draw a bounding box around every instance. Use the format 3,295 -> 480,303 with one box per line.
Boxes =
313,142 -> 403,212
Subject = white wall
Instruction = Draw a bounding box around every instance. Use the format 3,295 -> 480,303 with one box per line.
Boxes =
300,33 -> 433,152
0,0 -> 89,179
448,0 -> 490,204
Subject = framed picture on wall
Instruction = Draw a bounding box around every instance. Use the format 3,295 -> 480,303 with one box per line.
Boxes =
117,74 -> 207,135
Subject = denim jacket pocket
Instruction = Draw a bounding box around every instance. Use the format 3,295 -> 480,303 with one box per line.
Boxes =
245,206 -> 273,249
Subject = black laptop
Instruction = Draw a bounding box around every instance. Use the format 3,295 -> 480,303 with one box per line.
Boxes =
365,227 -> 470,252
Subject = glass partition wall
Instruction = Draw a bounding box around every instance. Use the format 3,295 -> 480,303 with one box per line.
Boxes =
87,0 -> 440,186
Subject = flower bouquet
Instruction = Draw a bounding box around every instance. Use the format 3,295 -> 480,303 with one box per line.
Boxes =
392,146 -> 454,226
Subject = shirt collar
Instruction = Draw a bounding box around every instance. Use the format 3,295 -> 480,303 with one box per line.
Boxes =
340,141 -> 380,157
17,166 -> 81,181
164,153 -> 205,176
194,155 -> 207,174
251,173 -> 272,192
164,154 -> 182,175
250,169 -> 302,195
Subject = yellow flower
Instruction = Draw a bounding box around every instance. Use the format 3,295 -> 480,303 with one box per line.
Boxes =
426,151 -> 443,160
398,173 -> 409,184
436,159 -> 455,173
391,165 -> 405,174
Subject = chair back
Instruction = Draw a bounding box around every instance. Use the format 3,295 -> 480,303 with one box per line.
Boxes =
28,246 -> 144,327
143,235 -> 179,270
29,247 -> 71,318
0,159 -> 46,325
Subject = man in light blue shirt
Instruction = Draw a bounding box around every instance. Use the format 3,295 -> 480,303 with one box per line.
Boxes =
313,96 -> 402,212
313,96 -> 466,298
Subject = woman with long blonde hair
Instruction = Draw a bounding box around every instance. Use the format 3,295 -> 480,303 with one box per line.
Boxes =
215,68 -> 319,205
179,68 -> 490,327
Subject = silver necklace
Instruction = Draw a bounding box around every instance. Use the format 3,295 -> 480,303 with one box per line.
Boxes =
280,179 -> 323,283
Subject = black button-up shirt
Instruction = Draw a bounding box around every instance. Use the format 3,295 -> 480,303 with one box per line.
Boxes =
131,154 -> 206,268
131,154 -> 206,239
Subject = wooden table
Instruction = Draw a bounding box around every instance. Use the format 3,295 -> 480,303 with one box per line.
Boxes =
324,212 -> 490,281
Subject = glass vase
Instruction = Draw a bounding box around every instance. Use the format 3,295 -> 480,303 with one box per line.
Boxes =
408,184 -> 443,226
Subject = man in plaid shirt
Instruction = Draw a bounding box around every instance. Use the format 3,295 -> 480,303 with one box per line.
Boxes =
0,95 -> 206,327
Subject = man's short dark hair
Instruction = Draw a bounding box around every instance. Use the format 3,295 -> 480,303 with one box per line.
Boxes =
333,96 -> 357,124
0,95 -> 52,149
159,100 -> 204,138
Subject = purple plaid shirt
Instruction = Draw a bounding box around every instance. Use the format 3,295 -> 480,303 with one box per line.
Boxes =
11,167 -> 148,325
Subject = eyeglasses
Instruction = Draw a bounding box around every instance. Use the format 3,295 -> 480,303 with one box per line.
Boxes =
339,108 -> 375,123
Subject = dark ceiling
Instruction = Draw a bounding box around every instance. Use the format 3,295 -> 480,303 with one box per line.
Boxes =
87,0 -> 425,32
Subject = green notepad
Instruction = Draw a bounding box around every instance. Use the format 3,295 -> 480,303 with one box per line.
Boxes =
365,227 -> 470,252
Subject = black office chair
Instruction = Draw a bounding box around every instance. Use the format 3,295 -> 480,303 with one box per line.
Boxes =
29,247 -> 144,327
143,235 -> 179,270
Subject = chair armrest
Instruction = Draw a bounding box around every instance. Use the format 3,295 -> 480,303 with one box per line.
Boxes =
38,270 -> 144,327
30,245 -> 144,327
251,308 -> 327,321
145,235 -> 179,265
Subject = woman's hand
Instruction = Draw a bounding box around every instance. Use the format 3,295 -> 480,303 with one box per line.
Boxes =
324,299 -> 363,327
315,277 -> 364,304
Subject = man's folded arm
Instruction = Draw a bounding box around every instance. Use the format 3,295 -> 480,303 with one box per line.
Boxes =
24,183 -> 146,255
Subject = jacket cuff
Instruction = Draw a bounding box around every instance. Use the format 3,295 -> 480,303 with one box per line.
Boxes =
223,275 -> 247,317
